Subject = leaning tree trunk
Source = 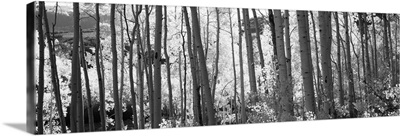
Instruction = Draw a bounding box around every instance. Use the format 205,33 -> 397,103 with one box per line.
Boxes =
79,28 -> 95,131
296,10 -> 317,114
252,9 -> 265,68
153,5 -> 163,128
110,4 -> 122,130
334,12 -> 344,106
190,7 -> 216,125
42,3 -> 67,132
242,8 -> 258,105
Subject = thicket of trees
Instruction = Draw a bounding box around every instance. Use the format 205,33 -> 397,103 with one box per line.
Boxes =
34,2 -> 400,134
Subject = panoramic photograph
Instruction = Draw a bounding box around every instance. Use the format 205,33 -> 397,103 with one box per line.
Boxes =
29,1 -> 400,134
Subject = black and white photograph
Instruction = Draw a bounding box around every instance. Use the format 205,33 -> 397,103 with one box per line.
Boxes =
15,0 -> 400,135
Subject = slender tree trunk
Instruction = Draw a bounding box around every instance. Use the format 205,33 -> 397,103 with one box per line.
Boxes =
284,10 -> 294,116
297,10 -> 317,114
252,9 -> 265,68
179,12 -> 187,126
111,4 -> 122,130
243,9 -> 258,105
182,7 -> 202,126
269,9 -> 277,57
211,8 -> 220,104
125,5 -> 140,129
182,19 -> 188,128
144,5 -> 155,128
343,12 -> 357,118
179,51 -> 184,126
118,11 -> 125,129
358,14 -> 366,93
371,14 -> 378,78
95,3 -> 106,131
334,12 -> 344,106
191,7 -> 216,125
388,15 -> 396,87
205,8 -> 210,59
318,11 -> 334,119
37,2 -> 45,134
79,27 -> 95,131
134,7 -> 145,128
383,14 -> 390,67
228,9 -> 238,124
163,6 -> 175,127
274,10 -> 293,121
237,9 -> 246,124
364,14 -> 371,83
310,11 -> 322,111
43,3 -> 67,132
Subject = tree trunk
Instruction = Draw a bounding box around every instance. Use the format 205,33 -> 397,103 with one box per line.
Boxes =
296,10 -> 316,114
144,5 -> 155,128
318,11 -> 334,118
118,11 -> 125,129
228,9 -> 239,124
152,6 -> 163,128
205,8 -> 210,60
371,13 -> 378,78
191,7 -> 216,125
388,15 -> 396,87
163,6 -> 175,127
343,12 -> 357,118
284,10 -> 294,116
334,12 -> 344,106
111,4 -> 122,130
70,3 -> 84,132
211,8 -> 220,104
95,3 -> 106,131
126,5 -> 140,129
274,10 -> 293,121
182,7 -> 202,126
134,7 -> 145,128
252,9 -> 265,68
310,11 -> 322,111
42,3 -> 67,132
383,14 -> 390,67
179,51 -> 184,126
269,9 -> 277,57
79,27 -> 95,131
243,9 -> 258,105
37,2 -> 45,133
237,8 -> 246,124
